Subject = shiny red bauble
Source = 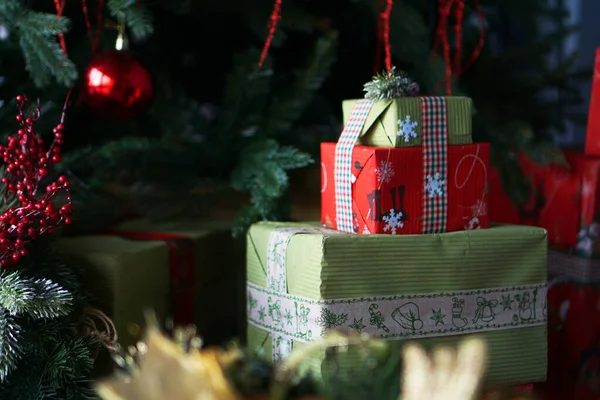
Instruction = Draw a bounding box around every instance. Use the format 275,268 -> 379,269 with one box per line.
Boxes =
81,50 -> 154,120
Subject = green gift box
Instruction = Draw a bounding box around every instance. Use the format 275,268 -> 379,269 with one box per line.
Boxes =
342,97 -> 472,147
57,220 -> 245,350
56,235 -> 170,351
246,222 -> 548,384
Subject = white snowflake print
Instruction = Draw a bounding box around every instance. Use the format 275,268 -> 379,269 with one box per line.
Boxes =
576,222 -> 599,257
363,225 -> 371,234
471,199 -> 488,217
397,115 -> 418,142
382,209 -> 404,234
375,160 -> 395,184
425,172 -> 446,198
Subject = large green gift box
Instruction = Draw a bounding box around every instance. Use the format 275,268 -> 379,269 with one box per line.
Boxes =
246,222 -> 548,384
342,97 -> 472,147
57,220 -> 245,349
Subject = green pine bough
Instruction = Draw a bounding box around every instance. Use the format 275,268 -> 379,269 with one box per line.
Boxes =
0,241 -> 99,400
0,0 -> 586,231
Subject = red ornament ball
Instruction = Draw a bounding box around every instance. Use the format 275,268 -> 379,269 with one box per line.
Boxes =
81,50 -> 154,120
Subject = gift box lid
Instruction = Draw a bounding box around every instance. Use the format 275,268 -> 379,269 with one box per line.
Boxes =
342,96 -> 472,148
247,222 -> 547,298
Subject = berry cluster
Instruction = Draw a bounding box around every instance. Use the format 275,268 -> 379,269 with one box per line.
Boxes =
0,95 -> 72,268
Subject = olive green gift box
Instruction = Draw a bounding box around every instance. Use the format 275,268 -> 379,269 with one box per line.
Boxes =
246,222 -> 548,384
342,97 -> 472,147
57,220 -> 245,350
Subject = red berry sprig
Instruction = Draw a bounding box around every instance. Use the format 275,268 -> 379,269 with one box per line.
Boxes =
0,95 -> 72,269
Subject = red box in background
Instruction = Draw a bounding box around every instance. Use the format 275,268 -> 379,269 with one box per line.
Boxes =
585,49 -> 600,157
321,142 -> 490,234
489,150 -> 600,257
538,281 -> 600,400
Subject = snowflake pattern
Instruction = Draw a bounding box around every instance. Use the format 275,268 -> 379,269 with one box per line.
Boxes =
397,115 -> 418,142
382,209 -> 404,234
471,199 -> 488,217
576,222 -> 599,257
425,172 -> 446,198
375,160 -> 395,184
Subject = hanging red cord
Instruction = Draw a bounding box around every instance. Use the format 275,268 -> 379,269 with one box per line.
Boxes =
258,0 -> 283,67
81,0 -> 104,55
53,0 -> 67,54
373,0 -> 385,74
459,0 -> 485,75
434,0 -> 453,95
452,0 -> 465,78
381,0 -> 394,72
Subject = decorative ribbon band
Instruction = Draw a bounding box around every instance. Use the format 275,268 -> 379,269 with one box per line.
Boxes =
334,99 -> 375,233
548,250 -> 600,283
247,281 -> 547,345
265,227 -> 342,362
420,97 -> 448,233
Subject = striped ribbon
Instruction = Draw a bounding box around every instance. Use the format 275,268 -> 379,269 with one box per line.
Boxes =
421,97 -> 448,233
548,250 -> 600,283
334,100 -> 375,233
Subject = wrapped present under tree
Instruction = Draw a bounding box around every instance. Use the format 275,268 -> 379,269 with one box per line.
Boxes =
246,221 -> 548,384
58,220 -> 245,351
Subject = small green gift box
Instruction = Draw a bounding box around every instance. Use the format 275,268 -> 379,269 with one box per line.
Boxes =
342,97 -> 472,147
246,222 -> 548,384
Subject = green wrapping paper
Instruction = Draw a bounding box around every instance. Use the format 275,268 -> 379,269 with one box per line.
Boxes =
57,220 -> 245,350
113,219 -> 246,346
246,222 -> 548,384
56,236 -> 170,350
342,97 -> 472,147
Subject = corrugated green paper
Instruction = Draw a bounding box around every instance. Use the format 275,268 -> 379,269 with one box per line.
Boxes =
57,236 -> 170,350
246,222 -> 548,384
342,97 -> 472,147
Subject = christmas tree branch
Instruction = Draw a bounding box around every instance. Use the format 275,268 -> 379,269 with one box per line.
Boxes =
0,2 -> 77,87
0,309 -> 21,382
107,0 -> 154,39
0,271 -> 72,320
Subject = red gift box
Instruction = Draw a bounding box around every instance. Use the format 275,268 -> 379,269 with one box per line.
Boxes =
321,142 -> 490,234
490,150 -> 600,256
542,281 -> 600,400
586,49 -> 600,157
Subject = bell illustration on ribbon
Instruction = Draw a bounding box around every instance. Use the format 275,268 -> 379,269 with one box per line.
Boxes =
472,297 -> 498,324
452,298 -> 468,328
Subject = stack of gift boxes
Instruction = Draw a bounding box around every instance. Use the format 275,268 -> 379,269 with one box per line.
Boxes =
489,50 -> 600,399
246,74 -> 548,385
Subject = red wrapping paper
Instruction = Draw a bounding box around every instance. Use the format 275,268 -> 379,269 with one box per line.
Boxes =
106,230 -> 196,326
540,282 -> 600,400
489,150 -> 600,256
321,142 -> 490,234
586,49 -> 600,157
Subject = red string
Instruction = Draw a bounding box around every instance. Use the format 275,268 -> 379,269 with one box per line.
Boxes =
432,0 -> 485,94
373,0 -> 384,74
53,0 -> 67,54
258,0 -> 283,67
459,0 -> 485,75
452,0 -> 465,78
81,0 -> 104,55
434,0 -> 453,95
381,0 -> 394,72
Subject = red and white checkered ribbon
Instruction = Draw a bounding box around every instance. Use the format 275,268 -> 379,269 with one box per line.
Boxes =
421,97 -> 448,233
334,100 -> 374,233
548,250 -> 600,283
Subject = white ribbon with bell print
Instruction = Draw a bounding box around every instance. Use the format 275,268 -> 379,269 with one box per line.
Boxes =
253,227 -> 548,363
